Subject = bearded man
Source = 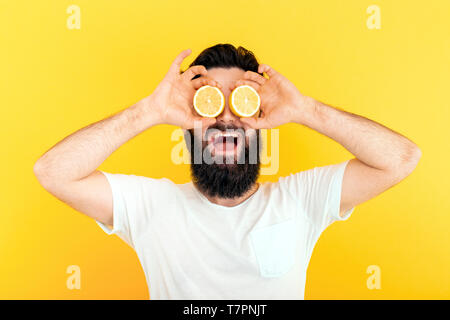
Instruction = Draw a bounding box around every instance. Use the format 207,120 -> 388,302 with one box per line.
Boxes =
34,44 -> 421,299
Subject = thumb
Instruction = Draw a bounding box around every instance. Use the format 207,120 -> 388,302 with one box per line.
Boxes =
258,64 -> 277,78
168,49 -> 192,75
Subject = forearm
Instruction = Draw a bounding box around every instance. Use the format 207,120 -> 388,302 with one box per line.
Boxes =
34,96 -> 161,185
295,97 -> 421,173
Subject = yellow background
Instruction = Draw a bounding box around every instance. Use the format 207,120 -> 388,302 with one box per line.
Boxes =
1,0 -> 449,299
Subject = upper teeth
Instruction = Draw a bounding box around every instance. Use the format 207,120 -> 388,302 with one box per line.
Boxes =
207,131 -> 241,143
221,132 -> 238,137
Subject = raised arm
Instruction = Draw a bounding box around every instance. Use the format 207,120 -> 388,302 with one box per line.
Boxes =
235,64 -> 421,217
33,49 -> 218,225
296,99 -> 422,217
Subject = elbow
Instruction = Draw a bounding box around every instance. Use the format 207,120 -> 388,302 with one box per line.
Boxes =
395,144 -> 422,179
33,158 -> 42,178
33,158 -> 54,189
33,158 -> 46,184
404,144 -> 422,170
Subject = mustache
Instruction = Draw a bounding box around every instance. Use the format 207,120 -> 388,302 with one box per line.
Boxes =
204,122 -> 246,143
207,122 -> 243,132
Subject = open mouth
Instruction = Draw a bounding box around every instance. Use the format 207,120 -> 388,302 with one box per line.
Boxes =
205,130 -> 245,158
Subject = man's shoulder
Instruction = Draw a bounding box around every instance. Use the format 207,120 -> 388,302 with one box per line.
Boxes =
264,163 -> 332,193
274,161 -> 350,183
264,160 -> 351,200
100,171 -> 187,191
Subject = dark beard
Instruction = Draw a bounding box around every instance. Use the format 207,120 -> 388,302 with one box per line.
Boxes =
186,125 -> 261,199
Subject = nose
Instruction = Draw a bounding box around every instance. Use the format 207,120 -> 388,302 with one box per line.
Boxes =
216,105 -> 238,124
216,85 -> 239,124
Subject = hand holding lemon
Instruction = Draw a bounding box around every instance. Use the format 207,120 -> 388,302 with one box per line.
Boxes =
147,49 -> 219,129
234,64 -> 309,129
193,63 -> 308,129
149,48 -> 306,130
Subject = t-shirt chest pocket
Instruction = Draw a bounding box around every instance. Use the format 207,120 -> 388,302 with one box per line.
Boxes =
249,217 -> 298,278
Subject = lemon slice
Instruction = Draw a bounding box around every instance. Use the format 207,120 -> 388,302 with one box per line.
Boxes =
193,85 -> 225,117
229,85 -> 261,117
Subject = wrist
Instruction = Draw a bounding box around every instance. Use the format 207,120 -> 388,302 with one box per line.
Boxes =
127,95 -> 164,131
290,95 -> 318,126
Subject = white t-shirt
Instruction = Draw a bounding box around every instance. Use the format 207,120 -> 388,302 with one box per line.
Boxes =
96,160 -> 355,299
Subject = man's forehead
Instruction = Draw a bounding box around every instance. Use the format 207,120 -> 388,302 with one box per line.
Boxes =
201,67 -> 246,84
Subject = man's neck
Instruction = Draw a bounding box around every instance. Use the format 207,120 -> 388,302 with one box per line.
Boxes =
199,182 -> 260,208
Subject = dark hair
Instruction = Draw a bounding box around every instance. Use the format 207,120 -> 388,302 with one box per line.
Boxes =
185,43 -> 261,79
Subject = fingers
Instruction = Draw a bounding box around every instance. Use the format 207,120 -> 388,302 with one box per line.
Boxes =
191,76 -> 222,90
169,49 -> 192,74
231,69 -> 267,92
233,79 -> 260,92
240,116 -> 270,129
258,64 -> 277,78
182,65 -> 208,81
243,70 -> 267,86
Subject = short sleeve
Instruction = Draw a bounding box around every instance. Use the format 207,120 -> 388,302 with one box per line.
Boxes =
96,171 -> 174,248
279,160 -> 355,233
